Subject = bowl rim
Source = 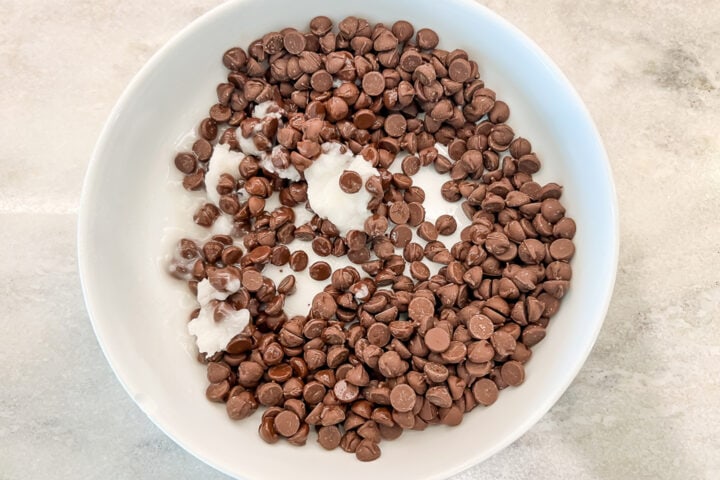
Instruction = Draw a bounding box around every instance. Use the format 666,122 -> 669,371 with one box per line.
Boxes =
78,0 -> 619,478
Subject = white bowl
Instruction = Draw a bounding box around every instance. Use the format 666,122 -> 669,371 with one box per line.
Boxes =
78,0 -> 618,478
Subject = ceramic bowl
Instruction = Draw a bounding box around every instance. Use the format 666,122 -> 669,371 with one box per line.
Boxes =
78,0 -> 618,478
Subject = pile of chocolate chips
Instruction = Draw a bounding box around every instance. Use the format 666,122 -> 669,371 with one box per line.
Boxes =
170,16 -> 575,461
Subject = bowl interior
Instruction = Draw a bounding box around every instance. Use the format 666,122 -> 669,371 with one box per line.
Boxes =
78,0 -> 617,478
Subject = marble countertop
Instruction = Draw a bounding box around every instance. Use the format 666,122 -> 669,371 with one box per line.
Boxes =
1,0 -> 719,478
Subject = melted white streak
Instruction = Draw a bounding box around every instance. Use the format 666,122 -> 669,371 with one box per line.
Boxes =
242,102 -> 301,182
238,101 -> 281,157
354,284 -> 369,301
211,213 -> 235,236
304,143 -> 379,236
189,307 -> 250,356
262,237 -> 354,317
387,143 -> 470,277
196,278 -> 232,305
293,202 -> 316,226
260,146 -> 301,181
188,279 -> 249,355
252,101 -> 283,119
238,127 -> 264,157
205,143 -> 245,205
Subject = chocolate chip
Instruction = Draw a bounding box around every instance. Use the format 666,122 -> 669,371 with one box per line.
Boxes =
385,201 -> 408,225
309,261 -> 332,280
424,362 -> 449,383
258,415 -> 280,444
490,330 -> 516,357
435,215 -> 457,236
318,425 -> 343,450
207,362 -> 231,383
509,137 -> 531,158
274,410 -> 301,437
518,153 -> 541,174
448,58 -> 472,83
549,238 -> 575,261
373,30 -> 399,52
409,261 -> 430,281
183,169 -> 205,191
425,327 -> 451,353
522,325 -> 546,347
267,363 -> 293,383
283,30 -> 307,55
416,28 -> 439,49
353,109 -> 376,129
225,335 -> 252,355
321,404 -> 346,426
500,360 -> 525,386
407,202 -> 425,226
287,422 -> 310,446
553,217 -> 576,239
389,224 -> 412,247
472,378 -> 499,406
378,350 -> 407,378
194,203 -> 219,227
198,117 -> 218,141
511,342 -> 533,363
339,170 -> 363,193
541,198 -> 566,223
226,391 -> 258,420
223,47 -> 248,71
289,250 -> 309,271
417,221 -> 438,242
397,157 -> 419,177
391,20 -> 414,41
355,439 -> 381,462
246,245 -> 272,264
400,50 -> 423,73
362,71 -> 385,96
345,364 -> 370,387
426,385 -> 452,408
414,63 -> 436,86
334,379 -> 360,403
467,315 -> 494,340
401,242 -> 422,263
298,51 -> 323,73
326,97 -> 349,121
261,32 -> 283,55
174,153 -> 197,174
467,340 -> 494,363
311,70 -> 334,92
408,296 -> 434,322
367,323 -> 391,347
206,380 -> 230,402
489,100 -> 510,124
309,16 -> 333,35
364,214 -> 388,237
384,113 -> 407,137
389,384 -> 416,413
257,382 -> 284,406
209,103 -> 232,123
310,237 -> 331,257
338,16 -> 359,39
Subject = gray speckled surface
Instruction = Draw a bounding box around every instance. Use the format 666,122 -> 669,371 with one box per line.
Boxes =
1,1 -> 719,479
